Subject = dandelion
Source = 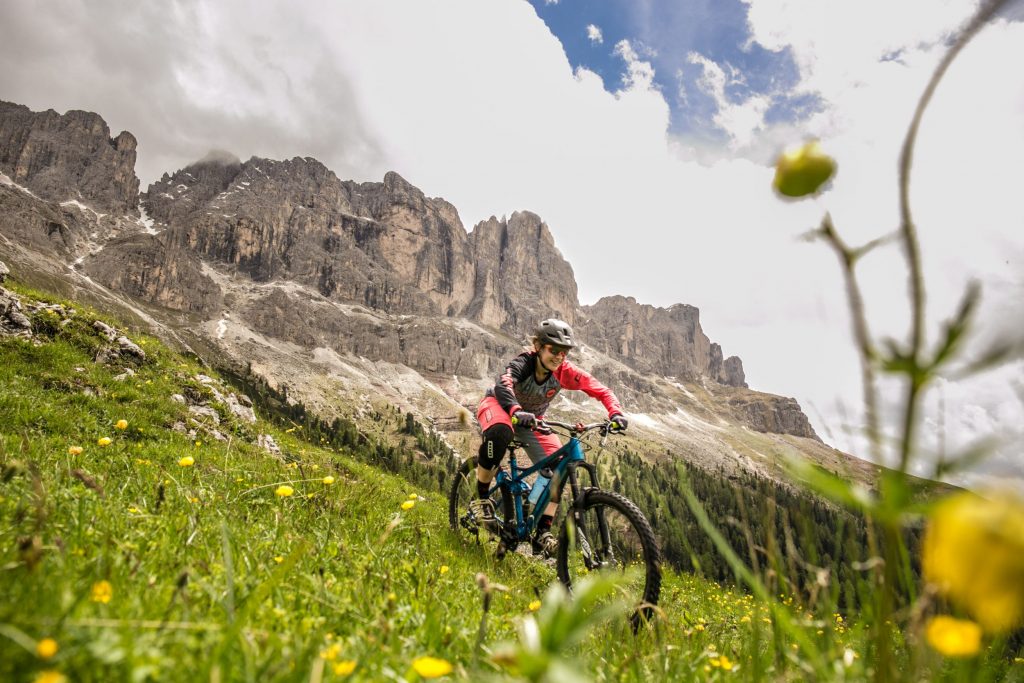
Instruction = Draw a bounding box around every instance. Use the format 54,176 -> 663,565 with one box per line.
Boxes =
408,493 -> 419,500
36,638 -> 58,659
412,656 -> 453,679
178,456 -> 195,467
923,491 -> 1024,632
333,660 -> 357,676
439,565 -> 449,575
401,500 -> 415,511
97,437 -> 112,447
67,446 -> 83,456
275,485 -> 294,498
322,476 -> 335,485
274,556 -> 284,564
115,419 -> 128,430
528,599 -> 541,612
90,580 -> 113,604
926,616 -> 982,657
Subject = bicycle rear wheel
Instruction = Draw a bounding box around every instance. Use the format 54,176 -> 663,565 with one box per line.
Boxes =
448,456 -> 513,543
556,489 -> 661,628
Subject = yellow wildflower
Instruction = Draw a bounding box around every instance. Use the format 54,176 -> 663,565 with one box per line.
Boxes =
320,643 -> 341,660
178,456 -> 195,467
274,556 -> 284,564
412,656 -> 452,679
528,599 -> 541,612
115,419 -> 128,430
90,580 -> 113,603
401,500 -> 415,510
333,660 -> 357,676
33,672 -> 66,683
275,485 -> 294,498
439,565 -> 449,575
67,446 -> 83,456
322,476 -> 335,485
409,493 -> 419,500
36,638 -> 58,659
97,437 -> 112,447
926,616 -> 982,657
739,615 -> 751,623
923,491 -> 1024,632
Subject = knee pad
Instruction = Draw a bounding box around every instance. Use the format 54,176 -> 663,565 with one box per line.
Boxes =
478,423 -> 513,470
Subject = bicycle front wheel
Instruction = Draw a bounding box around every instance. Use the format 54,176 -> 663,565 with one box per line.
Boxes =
556,489 -> 661,627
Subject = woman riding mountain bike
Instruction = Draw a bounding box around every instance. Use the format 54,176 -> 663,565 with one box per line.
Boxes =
471,318 -> 628,557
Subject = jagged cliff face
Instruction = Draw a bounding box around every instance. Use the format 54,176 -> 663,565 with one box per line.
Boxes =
0,100 -> 821,447
579,295 -> 747,387
0,101 -> 139,214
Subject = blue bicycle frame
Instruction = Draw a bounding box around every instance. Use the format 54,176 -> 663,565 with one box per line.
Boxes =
490,433 -> 587,541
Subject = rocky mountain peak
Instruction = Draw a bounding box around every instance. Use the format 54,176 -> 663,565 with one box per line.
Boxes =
579,295 -> 746,388
0,100 -> 140,214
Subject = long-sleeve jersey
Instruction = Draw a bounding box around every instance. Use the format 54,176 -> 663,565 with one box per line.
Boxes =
485,351 -> 623,418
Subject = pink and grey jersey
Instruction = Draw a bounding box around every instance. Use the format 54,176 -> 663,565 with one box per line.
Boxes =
485,351 -> 623,418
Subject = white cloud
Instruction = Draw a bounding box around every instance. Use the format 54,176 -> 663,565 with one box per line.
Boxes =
587,24 -> 604,44
613,39 -> 657,91
687,52 -> 771,148
1,0 -> 1021,490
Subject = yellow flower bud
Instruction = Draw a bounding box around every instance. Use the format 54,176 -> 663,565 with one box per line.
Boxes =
773,141 -> 837,198
36,638 -> 58,659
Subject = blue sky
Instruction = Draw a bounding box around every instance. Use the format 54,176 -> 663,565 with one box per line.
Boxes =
527,0 -> 819,146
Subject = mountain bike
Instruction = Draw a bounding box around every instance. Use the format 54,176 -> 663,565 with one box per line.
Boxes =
449,417 -> 661,626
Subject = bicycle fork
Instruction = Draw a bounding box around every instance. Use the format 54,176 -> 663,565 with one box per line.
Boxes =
567,462 -> 614,570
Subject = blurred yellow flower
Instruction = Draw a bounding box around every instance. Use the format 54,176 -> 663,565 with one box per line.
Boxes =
408,493 -> 419,500
412,656 -> 452,679
710,655 -> 734,671
178,456 -> 195,467
67,446 -> 83,456
322,476 -> 335,485
115,419 -> 128,430
439,565 -> 449,575
90,580 -> 113,604
528,599 -> 541,612
275,485 -> 294,498
97,437 -> 112,447
923,491 -> 1024,632
772,140 -> 836,198
36,638 -> 58,659
926,616 -> 982,657
401,500 -> 415,511
333,660 -> 357,676
33,672 -> 66,683
274,556 -> 284,564
320,642 -> 341,660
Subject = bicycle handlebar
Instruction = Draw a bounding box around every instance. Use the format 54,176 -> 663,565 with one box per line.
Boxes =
535,417 -> 626,436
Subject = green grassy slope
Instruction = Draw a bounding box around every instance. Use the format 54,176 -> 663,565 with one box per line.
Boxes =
1,284 -> 1010,683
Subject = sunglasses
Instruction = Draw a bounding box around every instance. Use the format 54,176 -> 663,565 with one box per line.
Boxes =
544,344 -> 571,357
